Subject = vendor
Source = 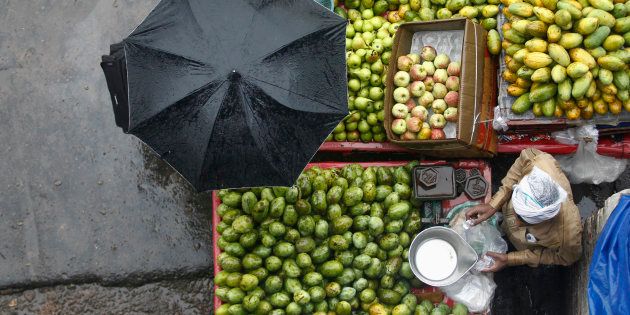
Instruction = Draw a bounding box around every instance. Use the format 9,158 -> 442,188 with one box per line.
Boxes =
466,148 -> 582,271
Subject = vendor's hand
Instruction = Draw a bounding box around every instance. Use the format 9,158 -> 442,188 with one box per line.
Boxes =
465,203 -> 497,226
482,252 -> 508,273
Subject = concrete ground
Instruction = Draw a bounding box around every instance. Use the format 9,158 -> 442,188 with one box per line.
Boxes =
1,0 -> 213,314
0,1 -> 628,315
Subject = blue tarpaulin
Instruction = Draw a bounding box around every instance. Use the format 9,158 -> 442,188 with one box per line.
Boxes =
588,194 -> 630,315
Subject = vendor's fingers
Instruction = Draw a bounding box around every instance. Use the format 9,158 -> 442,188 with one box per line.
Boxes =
465,207 -> 482,220
485,251 -> 501,259
472,212 -> 491,225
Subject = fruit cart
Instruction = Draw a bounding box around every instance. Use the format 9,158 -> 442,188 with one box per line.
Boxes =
212,160 -> 491,314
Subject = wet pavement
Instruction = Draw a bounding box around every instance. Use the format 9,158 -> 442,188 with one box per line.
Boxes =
0,278 -> 212,315
0,0 -> 213,291
0,1 -> 628,315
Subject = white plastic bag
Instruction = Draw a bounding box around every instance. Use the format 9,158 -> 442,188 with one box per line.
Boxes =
553,125 -> 628,184
441,211 -> 508,312
441,272 -> 497,313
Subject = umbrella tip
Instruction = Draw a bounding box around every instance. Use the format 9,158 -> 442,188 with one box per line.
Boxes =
228,70 -> 241,81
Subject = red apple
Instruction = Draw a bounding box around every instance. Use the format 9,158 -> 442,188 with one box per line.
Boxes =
402,131 -> 418,141
419,91 -> 434,107
445,76 -> 460,91
429,113 -> 446,129
394,71 -> 411,87
433,54 -> 450,69
392,103 -> 409,119
409,81 -> 426,97
444,91 -> 459,107
397,55 -> 413,71
431,99 -> 447,114
391,118 -> 407,135
421,46 -> 437,62
444,107 -> 458,122
406,117 -> 422,132
447,61 -> 461,76
393,87 -> 411,103
433,69 -> 448,84
432,83 -> 447,99
411,105 -> 429,121
405,98 -> 416,112
410,64 -> 427,81
423,76 -> 435,92
422,61 -> 435,76
430,128 -> 446,140
407,53 -> 421,65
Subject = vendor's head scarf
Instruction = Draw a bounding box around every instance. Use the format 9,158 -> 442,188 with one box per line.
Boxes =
511,166 -> 567,224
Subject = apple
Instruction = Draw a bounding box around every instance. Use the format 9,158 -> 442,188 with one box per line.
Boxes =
432,99 -> 448,114
410,64 -> 427,81
432,83 -> 447,99
405,98 -> 417,112
419,91 -> 434,107
430,128 -> 446,140
444,107 -> 458,122
394,71 -> 411,87
422,122 -> 430,129
422,61 -> 435,76
411,105 -> 429,121
418,126 -> 432,140
393,87 -> 411,103
423,76 -> 435,92
421,46 -> 437,62
402,131 -> 418,141
409,81 -> 426,97
391,118 -> 407,135
392,103 -> 409,119
433,69 -> 448,84
429,113 -> 446,129
397,55 -> 413,71
434,54 -> 450,69
445,91 -> 460,107
407,53 -> 421,65
447,61 -> 461,76
445,76 -> 460,91
406,117 -> 422,132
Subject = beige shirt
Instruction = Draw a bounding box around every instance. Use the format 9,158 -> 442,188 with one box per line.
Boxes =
489,148 -> 582,267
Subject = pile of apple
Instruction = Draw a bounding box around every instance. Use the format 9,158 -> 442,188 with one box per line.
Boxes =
390,46 -> 461,141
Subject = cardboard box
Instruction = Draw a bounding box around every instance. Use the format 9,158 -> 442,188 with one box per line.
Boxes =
384,18 -> 496,158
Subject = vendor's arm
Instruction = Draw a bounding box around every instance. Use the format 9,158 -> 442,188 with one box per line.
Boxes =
507,244 -> 581,267
507,204 -> 582,267
489,148 -> 543,210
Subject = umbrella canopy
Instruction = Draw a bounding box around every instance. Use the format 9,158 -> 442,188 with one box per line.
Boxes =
101,0 -> 348,191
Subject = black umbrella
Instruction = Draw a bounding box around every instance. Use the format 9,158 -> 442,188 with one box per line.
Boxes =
101,0 -> 348,191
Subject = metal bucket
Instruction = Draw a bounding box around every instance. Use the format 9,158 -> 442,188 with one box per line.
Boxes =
408,226 -> 478,287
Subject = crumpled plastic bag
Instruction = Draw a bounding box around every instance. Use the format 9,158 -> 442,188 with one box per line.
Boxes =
552,125 -> 628,184
441,271 -> 497,313
440,203 -> 508,312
